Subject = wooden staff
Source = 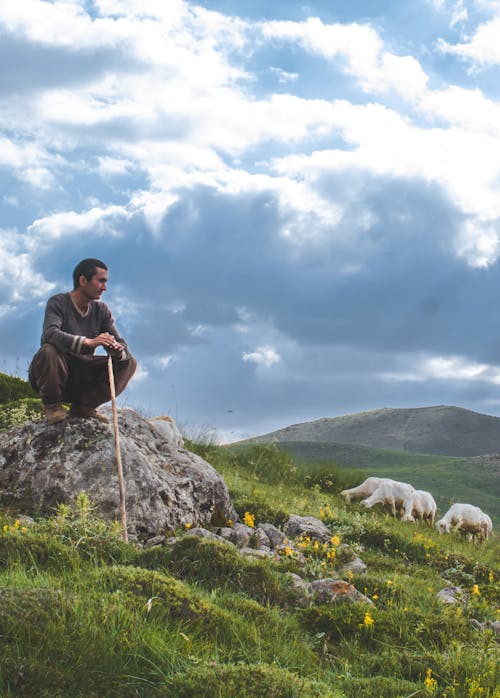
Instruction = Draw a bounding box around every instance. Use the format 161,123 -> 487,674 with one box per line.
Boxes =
107,353 -> 128,543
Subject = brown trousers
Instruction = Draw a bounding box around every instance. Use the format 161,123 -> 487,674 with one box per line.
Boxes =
29,343 -> 137,408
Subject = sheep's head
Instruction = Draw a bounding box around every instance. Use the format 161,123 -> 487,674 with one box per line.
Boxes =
436,519 -> 448,534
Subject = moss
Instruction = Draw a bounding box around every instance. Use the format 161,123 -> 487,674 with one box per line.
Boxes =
168,535 -> 296,606
94,564 -> 236,634
0,530 -> 81,571
164,663 -> 341,698
341,675 -> 419,698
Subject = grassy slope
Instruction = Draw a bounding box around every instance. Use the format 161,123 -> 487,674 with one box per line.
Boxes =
0,440 -> 499,698
273,441 -> 500,523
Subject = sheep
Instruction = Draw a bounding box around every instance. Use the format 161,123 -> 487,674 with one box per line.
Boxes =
341,477 -> 396,503
480,512 -> 493,540
402,489 -> 437,525
361,481 -> 416,519
148,415 -> 184,447
436,503 -> 492,543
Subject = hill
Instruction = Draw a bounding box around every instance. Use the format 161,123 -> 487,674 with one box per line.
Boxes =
0,438 -> 498,697
247,405 -> 500,457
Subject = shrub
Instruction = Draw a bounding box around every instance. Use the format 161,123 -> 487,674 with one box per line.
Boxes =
0,372 -> 36,404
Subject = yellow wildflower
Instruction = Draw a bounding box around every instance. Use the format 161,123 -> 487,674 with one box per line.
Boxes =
472,584 -> 481,596
243,511 -> 255,528
424,668 -> 438,692
363,612 -> 375,627
372,594 -> 379,600
331,535 -> 341,546
184,522 -> 192,530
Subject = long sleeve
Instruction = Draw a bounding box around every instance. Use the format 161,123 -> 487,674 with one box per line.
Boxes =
42,295 -> 87,354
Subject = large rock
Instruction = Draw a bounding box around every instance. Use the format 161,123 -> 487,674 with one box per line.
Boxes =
0,408 -> 236,540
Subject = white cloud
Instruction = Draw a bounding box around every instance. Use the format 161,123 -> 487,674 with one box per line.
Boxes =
0,231 -> 55,302
27,204 -> 133,242
0,137 -> 58,189
242,345 -> 282,367
383,354 -> 500,384
438,16 -> 500,65
262,17 -> 428,99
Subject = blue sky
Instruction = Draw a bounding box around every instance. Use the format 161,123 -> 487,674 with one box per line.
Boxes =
2,0 -> 500,441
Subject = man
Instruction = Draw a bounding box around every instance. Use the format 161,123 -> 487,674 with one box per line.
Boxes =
29,258 -> 137,425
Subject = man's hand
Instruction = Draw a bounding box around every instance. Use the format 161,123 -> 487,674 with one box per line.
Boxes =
83,333 -> 124,353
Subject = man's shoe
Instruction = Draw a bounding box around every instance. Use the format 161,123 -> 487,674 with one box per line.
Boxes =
69,405 -> 109,424
44,404 -> 68,425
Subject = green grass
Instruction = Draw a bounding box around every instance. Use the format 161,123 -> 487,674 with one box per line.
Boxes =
0,420 -> 499,696
269,440 -> 500,523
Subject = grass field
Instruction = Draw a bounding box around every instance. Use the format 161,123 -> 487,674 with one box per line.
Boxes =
263,440 -> 500,524
1,439 -> 498,697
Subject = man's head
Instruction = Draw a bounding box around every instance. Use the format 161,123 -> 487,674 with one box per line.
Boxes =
72,258 -> 108,290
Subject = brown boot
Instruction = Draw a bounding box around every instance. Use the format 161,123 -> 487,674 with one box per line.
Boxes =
44,404 -> 68,425
69,404 -> 109,424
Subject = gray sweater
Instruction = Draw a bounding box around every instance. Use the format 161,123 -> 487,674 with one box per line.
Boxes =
41,293 -> 131,359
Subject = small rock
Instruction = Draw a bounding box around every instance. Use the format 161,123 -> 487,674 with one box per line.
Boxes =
284,514 -> 332,543
257,523 -> 288,549
144,535 -> 166,548
339,556 -> 367,575
437,586 -> 468,605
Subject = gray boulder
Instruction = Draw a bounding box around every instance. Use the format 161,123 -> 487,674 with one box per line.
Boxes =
284,514 -> 333,543
0,408 -> 237,540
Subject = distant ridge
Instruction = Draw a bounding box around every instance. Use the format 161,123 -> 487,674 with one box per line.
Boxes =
247,405 -> 500,457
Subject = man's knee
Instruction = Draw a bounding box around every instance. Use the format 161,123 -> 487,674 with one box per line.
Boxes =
114,356 -> 137,394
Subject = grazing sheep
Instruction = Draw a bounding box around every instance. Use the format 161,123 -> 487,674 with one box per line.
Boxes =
436,503 -> 492,543
480,512 -> 493,540
341,477 -> 396,503
148,415 -> 184,447
402,489 -> 437,525
361,481 -> 416,519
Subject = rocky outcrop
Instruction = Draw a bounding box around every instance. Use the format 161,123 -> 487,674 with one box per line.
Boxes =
0,408 -> 236,540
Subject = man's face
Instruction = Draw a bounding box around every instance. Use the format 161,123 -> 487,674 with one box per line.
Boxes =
80,267 -> 108,300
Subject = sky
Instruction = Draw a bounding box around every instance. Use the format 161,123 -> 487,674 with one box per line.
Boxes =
2,0 -> 500,441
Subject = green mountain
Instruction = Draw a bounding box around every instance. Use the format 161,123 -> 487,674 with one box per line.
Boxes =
248,405 -> 500,457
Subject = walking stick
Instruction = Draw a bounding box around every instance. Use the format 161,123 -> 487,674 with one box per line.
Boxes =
107,353 -> 128,543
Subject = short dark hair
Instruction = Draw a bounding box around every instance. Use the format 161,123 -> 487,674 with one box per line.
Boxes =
72,258 -> 108,289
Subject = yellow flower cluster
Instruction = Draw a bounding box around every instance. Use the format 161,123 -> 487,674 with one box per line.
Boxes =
243,511 -> 255,528
424,668 -> 438,692
363,611 -> 375,627
1,519 -> 28,535
295,534 -> 341,561
472,584 -> 481,596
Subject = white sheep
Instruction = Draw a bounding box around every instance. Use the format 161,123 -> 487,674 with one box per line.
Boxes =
402,489 -> 437,525
480,512 -> 493,540
436,503 -> 491,543
361,481 -> 416,519
148,415 -> 184,447
341,477 -> 396,503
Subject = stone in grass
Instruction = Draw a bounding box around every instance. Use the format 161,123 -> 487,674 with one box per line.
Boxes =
284,514 -> 333,543
287,573 -> 374,607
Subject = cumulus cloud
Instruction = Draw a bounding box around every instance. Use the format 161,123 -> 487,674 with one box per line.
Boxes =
438,14 -> 500,66
262,17 -> 429,99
